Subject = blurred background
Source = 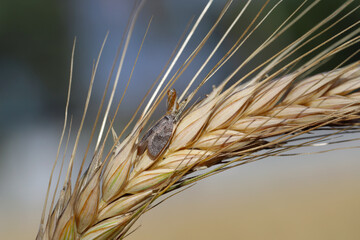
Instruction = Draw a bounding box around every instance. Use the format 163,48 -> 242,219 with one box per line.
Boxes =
0,0 -> 360,239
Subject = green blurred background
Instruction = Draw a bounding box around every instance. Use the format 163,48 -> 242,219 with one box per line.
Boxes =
0,0 -> 359,239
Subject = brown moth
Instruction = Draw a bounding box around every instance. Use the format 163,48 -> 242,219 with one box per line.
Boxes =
137,89 -> 178,159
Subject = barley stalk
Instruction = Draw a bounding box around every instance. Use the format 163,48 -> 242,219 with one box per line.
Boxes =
37,1 -> 360,239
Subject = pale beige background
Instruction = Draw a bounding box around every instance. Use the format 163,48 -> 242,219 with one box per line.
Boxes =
2,146 -> 360,239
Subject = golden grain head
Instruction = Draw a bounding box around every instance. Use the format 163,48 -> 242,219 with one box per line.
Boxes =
36,1 -> 360,239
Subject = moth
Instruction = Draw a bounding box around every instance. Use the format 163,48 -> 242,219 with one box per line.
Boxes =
137,89 -> 179,159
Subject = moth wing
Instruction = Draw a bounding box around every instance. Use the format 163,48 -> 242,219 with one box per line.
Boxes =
147,116 -> 174,159
137,127 -> 153,155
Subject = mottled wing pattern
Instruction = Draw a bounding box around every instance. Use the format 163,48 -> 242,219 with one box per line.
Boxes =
138,115 -> 175,159
148,115 -> 174,158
